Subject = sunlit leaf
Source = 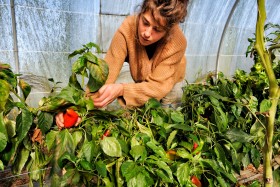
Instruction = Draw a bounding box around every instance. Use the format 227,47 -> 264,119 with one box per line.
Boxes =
0,132 -> 7,152
167,130 -> 177,150
0,80 -> 10,112
259,99 -> 271,112
130,145 -> 147,161
18,79 -> 31,100
225,128 -> 254,143
136,121 -> 153,138
170,111 -> 184,123
177,163 -> 190,185
146,141 -> 166,158
100,137 -> 122,157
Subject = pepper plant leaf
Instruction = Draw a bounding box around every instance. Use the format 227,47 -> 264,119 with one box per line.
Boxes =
177,162 -> 190,186
18,79 -> 31,100
38,111 -> 53,134
0,80 -> 10,112
16,108 -> 33,143
86,58 -> 109,92
100,137 -> 122,157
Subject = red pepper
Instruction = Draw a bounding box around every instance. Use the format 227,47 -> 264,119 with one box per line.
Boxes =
101,129 -> 111,140
191,175 -> 202,187
193,142 -> 199,151
63,108 -> 79,128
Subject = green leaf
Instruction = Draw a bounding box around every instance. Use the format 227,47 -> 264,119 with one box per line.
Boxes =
167,130 -> 177,150
177,163 -> 190,186
214,107 -> 228,132
68,48 -> 87,59
72,57 -> 86,74
250,147 -> 261,168
56,129 -> 75,158
77,141 -> 95,162
96,160 -> 107,177
170,111 -> 184,123
145,98 -> 161,111
0,68 -> 17,88
16,109 -> 33,143
214,143 -> 226,168
127,173 -> 149,187
155,169 -> 173,183
216,176 -> 228,187
58,152 -> 76,168
84,42 -> 101,53
79,159 -> 93,171
100,137 -> 122,157
57,85 -> 84,105
259,99 -> 271,112
102,177 -> 114,187
72,130 -> 83,148
121,161 -> 142,181
12,147 -> 30,174
225,128 -> 254,143
38,111 -> 53,134
136,121 -> 153,138
0,80 -> 10,112
130,145 -> 147,161
0,160 -> 3,170
273,169 -> 280,187
176,148 -> 192,160
68,73 -> 83,90
18,79 -> 31,100
86,57 -> 109,92
61,168 -> 80,186
45,130 -> 59,151
201,159 -> 221,176
154,160 -> 173,181
0,112 -> 8,140
146,141 -> 166,158
38,96 -> 70,112
5,119 -> 16,138
0,132 -> 7,152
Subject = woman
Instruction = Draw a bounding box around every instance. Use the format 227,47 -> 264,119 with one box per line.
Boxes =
56,0 -> 189,128
93,0 -> 189,108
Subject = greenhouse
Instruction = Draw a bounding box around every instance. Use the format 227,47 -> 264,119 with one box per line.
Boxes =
0,0 -> 280,186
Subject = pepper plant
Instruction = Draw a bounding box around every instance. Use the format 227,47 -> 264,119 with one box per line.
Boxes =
253,0 -> 280,186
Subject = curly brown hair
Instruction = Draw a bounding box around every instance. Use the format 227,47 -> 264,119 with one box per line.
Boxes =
139,0 -> 189,30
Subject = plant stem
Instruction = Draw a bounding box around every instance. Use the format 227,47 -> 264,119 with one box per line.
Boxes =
255,0 -> 279,186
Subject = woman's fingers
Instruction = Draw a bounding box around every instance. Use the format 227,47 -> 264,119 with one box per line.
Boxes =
55,112 -> 64,129
74,117 -> 82,126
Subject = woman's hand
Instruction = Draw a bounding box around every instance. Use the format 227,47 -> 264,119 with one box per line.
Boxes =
55,112 -> 81,130
93,83 -> 124,108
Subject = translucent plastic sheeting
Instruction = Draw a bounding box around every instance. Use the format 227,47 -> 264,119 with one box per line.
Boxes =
0,0 -> 280,107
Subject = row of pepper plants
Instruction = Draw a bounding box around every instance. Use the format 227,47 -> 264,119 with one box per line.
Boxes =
0,1 -> 279,186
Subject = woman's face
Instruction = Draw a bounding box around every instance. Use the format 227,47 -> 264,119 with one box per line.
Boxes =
138,11 -> 167,46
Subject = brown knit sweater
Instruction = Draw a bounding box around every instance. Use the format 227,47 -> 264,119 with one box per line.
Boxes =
105,15 -> 187,107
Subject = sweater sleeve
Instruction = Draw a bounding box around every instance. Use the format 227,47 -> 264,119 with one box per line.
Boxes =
104,27 -> 128,84
121,38 -> 187,107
